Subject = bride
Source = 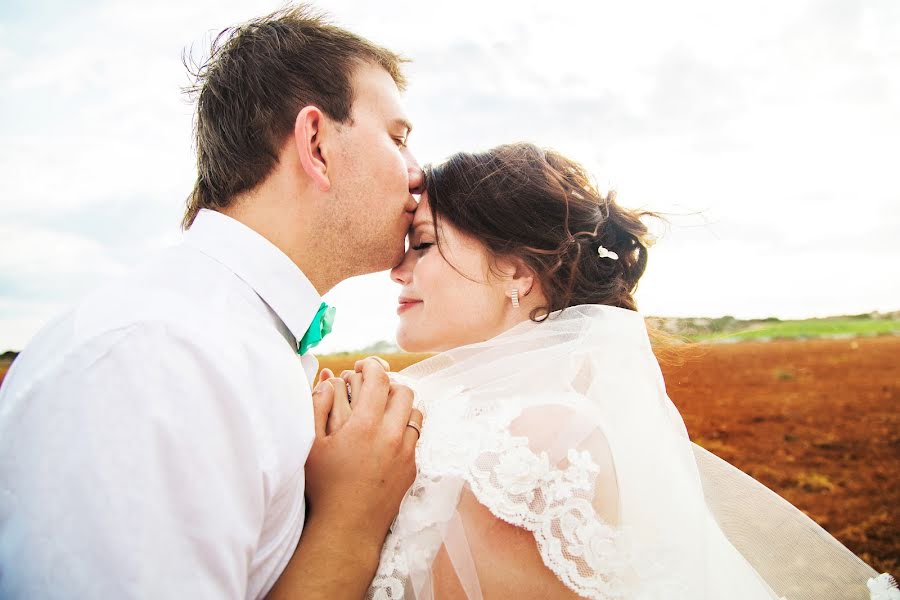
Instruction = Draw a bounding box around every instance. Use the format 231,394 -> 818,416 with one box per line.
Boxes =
341,143 -> 895,599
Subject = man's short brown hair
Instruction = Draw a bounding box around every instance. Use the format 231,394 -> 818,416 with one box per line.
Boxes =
182,5 -> 407,228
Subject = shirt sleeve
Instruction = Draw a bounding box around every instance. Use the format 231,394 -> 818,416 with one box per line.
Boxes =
0,321 -> 266,599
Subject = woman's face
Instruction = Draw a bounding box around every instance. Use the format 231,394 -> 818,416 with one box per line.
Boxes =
390,193 -> 515,352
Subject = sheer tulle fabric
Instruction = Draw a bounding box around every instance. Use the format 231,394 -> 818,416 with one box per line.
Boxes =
366,305 -> 893,599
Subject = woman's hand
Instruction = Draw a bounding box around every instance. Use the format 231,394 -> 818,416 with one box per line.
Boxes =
316,356 -> 390,435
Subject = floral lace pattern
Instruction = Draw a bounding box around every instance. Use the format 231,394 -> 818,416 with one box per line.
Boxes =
366,390 -> 630,599
368,414 -> 898,600
465,435 -> 629,598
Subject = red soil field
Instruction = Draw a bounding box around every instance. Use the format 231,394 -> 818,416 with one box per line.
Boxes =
659,336 -> 898,574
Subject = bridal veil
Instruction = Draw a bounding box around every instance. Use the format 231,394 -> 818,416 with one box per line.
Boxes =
366,305 -> 891,599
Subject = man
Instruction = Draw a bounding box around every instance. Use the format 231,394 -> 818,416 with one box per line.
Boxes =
0,6 -> 423,598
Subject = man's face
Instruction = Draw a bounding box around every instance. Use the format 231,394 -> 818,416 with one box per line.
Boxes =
328,62 -> 423,274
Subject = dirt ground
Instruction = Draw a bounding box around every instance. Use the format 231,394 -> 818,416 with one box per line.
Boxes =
658,336 -> 899,574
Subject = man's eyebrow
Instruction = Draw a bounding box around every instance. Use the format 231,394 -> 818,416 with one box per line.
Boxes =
391,118 -> 413,135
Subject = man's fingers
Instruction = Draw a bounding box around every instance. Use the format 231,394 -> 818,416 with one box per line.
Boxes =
384,382 -> 416,439
354,356 -> 390,372
346,372 -> 363,405
318,368 -> 334,384
311,380 -> 335,439
326,377 -> 352,434
351,358 -> 391,423
329,376 -> 349,405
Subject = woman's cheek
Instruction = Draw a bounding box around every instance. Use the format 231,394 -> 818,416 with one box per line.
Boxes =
417,254 -> 437,296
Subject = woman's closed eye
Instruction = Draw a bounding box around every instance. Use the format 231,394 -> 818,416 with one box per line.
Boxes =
411,242 -> 433,251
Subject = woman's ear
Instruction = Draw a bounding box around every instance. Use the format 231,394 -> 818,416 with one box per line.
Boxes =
497,256 -> 536,299
293,106 -> 331,192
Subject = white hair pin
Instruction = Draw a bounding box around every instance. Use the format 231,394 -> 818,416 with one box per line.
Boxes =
597,245 -> 619,260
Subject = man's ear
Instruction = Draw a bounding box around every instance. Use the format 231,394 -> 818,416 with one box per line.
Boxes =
294,106 -> 331,192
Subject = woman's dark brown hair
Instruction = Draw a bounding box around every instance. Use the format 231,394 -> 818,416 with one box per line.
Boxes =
424,142 -> 657,320
182,5 -> 406,229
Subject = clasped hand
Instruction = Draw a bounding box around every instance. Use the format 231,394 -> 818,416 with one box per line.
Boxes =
304,357 -> 423,543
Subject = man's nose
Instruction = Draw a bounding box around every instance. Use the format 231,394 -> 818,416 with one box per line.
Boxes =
407,157 -> 425,195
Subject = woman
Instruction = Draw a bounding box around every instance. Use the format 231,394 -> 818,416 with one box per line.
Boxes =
358,143 -> 895,599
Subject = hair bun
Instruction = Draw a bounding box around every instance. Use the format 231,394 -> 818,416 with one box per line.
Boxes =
424,142 -> 658,316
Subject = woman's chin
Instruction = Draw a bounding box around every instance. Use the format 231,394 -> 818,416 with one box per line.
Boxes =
396,329 -> 424,353
397,324 -> 446,353
397,325 -> 494,354
397,340 -> 433,353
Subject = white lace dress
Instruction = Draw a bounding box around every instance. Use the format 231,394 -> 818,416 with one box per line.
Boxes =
364,305 -> 897,600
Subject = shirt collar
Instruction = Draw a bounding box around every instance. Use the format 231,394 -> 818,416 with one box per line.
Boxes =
184,208 -> 322,353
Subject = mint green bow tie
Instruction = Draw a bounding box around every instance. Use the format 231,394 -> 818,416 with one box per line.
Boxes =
298,302 -> 336,355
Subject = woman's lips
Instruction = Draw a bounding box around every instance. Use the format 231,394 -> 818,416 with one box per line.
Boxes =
397,298 -> 423,315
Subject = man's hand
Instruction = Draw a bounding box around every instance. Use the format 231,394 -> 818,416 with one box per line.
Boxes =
306,357 -> 420,537
267,357 -> 421,599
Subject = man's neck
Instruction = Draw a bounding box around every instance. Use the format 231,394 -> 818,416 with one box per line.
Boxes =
220,188 -> 339,296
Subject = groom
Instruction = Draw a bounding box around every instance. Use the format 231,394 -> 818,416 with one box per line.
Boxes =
0,6 -> 423,599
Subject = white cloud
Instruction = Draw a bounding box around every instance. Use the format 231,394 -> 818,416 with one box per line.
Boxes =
1,0 -> 898,351
0,223 -> 129,349
0,300 -> 71,354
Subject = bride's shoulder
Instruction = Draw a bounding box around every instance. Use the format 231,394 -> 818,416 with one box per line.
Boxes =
508,401 -> 591,443
508,394 -> 604,438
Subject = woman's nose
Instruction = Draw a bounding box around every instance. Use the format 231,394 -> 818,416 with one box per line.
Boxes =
391,255 -> 412,285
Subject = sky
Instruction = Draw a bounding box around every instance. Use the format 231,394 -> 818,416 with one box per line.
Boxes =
1,0 -> 898,353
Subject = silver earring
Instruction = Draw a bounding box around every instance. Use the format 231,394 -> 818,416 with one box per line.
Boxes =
511,288 -> 520,308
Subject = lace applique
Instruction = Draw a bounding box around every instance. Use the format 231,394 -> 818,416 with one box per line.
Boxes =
368,534 -> 408,600
367,470 -> 459,600
366,398 -> 631,599
465,431 -> 629,598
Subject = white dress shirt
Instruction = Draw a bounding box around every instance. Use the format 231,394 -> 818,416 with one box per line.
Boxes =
0,209 -> 323,599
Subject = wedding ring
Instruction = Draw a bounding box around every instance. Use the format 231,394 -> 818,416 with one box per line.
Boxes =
406,420 -> 421,437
